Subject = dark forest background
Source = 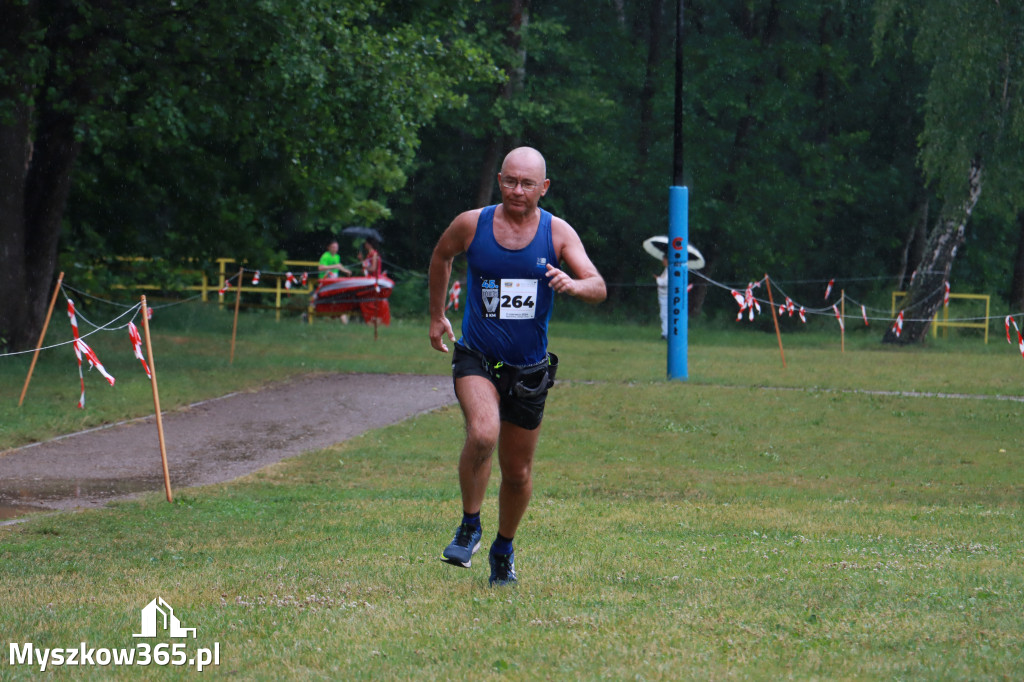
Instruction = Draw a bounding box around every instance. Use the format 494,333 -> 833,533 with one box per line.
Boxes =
3,1 -> 1023,349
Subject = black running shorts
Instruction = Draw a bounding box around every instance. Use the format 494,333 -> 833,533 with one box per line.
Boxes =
451,343 -> 549,430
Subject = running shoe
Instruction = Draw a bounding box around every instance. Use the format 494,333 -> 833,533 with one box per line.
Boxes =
441,523 -> 482,568
488,549 -> 517,586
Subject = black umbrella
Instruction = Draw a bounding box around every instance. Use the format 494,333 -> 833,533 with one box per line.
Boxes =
341,226 -> 383,242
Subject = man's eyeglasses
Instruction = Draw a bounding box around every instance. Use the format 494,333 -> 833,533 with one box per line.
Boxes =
500,176 -> 542,193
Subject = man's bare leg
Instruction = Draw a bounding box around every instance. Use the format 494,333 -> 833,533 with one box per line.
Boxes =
454,375 -> 501,514
486,420 -> 542,586
441,375 -> 500,568
496,422 -> 542,539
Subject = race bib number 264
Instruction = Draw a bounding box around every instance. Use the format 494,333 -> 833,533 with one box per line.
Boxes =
482,279 -> 537,320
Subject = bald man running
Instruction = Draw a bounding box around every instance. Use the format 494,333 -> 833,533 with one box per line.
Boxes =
428,147 -> 606,586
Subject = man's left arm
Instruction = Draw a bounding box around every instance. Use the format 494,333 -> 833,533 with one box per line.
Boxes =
546,219 -> 607,304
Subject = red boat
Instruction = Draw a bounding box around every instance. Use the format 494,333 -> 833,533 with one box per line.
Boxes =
312,274 -> 393,324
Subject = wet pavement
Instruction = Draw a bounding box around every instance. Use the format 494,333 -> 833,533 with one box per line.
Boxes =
0,373 -> 455,520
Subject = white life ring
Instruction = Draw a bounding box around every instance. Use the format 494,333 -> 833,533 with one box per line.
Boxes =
642,236 -> 705,270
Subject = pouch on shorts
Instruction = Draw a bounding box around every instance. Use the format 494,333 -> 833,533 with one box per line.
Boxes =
500,352 -> 559,399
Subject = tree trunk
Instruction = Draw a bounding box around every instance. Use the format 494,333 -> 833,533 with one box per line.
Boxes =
1008,211 -> 1024,312
0,2 -> 37,353
687,247 -> 718,317
0,1 -> 86,352
475,138 -> 503,208
895,196 -> 929,290
474,0 -> 530,208
635,0 -> 665,177
611,0 -> 626,28
0,102 -> 32,352
882,159 -> 983,344
21,98 -> 81,350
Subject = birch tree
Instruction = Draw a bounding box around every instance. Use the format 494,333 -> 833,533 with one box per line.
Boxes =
876,1 -> 1024,343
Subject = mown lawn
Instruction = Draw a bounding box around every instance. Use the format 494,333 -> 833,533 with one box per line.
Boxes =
1,303 -> 1021,679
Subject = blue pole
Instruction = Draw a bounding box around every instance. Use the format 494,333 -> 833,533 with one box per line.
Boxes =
667,186 -> 688,380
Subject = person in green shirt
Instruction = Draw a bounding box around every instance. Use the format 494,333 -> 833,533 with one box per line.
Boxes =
318,239 -> 352,278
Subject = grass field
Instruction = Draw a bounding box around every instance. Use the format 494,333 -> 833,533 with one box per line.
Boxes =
1,303 -> 1022,679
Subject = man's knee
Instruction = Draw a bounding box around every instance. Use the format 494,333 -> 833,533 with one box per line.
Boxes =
464,423 -> 499,456
499,459 -> 533,488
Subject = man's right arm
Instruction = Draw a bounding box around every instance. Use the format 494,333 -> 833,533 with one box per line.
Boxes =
428,211 -> 477,353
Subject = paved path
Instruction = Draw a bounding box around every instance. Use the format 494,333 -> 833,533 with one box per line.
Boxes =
0,373 -> 455,517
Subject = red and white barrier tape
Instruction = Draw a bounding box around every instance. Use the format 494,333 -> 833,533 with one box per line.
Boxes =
1005,316 -> 1024,358
252,270 -> 261,285
731,283 -> 761,321
447,281 -> 461,311
128,321 -> 152,379
824,278 -> 834,300
67,299 -> 115,408
892,310 -> 904,338
832,304 -> 844,331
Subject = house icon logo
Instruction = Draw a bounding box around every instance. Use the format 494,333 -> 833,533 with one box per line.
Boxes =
133,597 -> 197,638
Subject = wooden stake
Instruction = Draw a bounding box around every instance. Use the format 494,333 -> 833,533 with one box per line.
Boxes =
19,271 -> 65,407
230,267 -> 243,364
764,274 -> 787,368
141,296 -> 173,503
373,272 -> 380,341
841,290 -> 846,354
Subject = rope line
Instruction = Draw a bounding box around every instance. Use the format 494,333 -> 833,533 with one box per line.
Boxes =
1,263 -> 1013,361
690,270 -> 993,325
0,299 -> 142,358
63,288 -> 141,332
60,283 -> 137,309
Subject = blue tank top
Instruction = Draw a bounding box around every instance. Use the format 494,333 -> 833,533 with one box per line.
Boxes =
460,205 -> 557,366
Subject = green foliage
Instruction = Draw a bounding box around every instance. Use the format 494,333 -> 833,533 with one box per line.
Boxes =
56,0 -> 499,266
383,1 -> 935,318
874,0 -> 1024,214
387,271 -> 430,319
8,0 -> 1024,327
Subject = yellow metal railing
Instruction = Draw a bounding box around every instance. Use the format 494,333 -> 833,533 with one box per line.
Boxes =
891,291 -> 990,343
110,257 -> 211,300
109,257 -> 325,322
216,258 -> 328,322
